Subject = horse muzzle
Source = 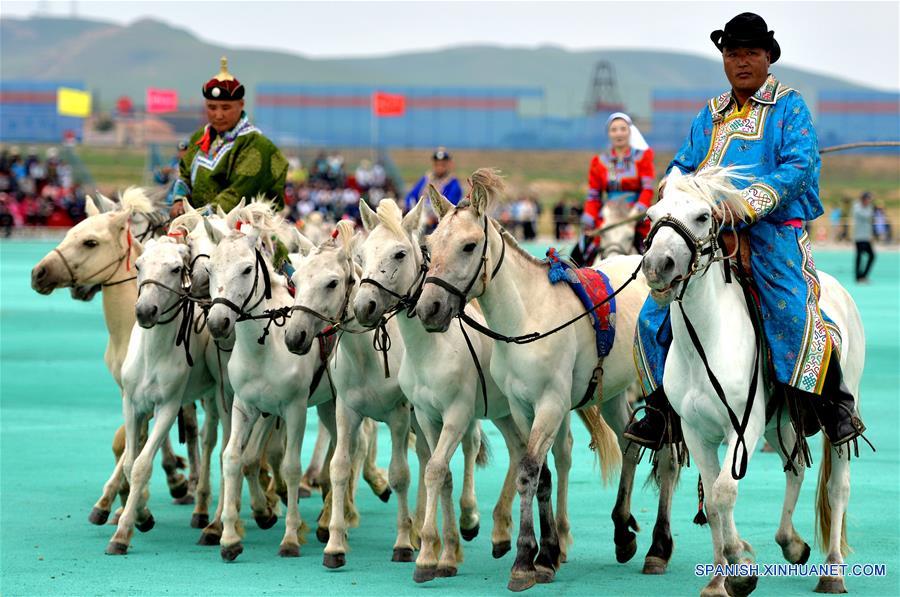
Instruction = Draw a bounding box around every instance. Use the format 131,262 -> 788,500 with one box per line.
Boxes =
135,301 -> 160,328
207,304 -> 236,340
416,285 -> 454,333
284,324 -> 314,356
352,289 -> 386,329
31,256 -> 66,294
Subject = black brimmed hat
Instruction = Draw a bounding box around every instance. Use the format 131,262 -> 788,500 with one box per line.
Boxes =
711,13 -> 781,63
202,56 -> 245,101
432,147 -> 451,161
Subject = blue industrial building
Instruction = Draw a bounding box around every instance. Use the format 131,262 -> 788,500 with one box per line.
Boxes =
816,90 -> 900,147
0,80 -> 87,143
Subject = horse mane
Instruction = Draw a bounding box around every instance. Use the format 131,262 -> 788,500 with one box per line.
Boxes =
120,187 -> 164,217
668,166 -> 755,223
494,221 -> 546,267
467,168 -> 506,211
374,199 -> 406,240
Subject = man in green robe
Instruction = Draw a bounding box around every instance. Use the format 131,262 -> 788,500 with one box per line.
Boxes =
170,57 -> 288,216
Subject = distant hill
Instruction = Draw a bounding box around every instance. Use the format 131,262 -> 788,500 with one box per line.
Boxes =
0,16 -> 876,117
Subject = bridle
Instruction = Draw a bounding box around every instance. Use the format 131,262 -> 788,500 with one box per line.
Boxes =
137,261 -> 199,366
53,222 -> 136,288
289,255 -> 356,332
643,212 -> 722,301
423,210 -> 506,315
359,240 -> 431,319
209,248 -> 273,321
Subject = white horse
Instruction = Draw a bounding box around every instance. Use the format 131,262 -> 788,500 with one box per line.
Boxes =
355,197 -> 530,581
598,198 -> 639,259
417,169 -> 647,591
284,220 -> 425,568
205,216 -> 337,560
105,236 -> 214,554
642,167 -> 863,596
30,190 -> 196,523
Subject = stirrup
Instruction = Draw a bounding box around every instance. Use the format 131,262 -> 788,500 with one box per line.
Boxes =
623,405 -> 667,451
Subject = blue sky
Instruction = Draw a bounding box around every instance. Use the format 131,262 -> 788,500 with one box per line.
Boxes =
5,0 -> 899,91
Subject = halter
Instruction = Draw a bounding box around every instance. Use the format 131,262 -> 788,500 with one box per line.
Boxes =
289,255 -> 356,331
209,248 -> 273,320
424,211 -> 506,314
137,265 -> 199,366
359,243 -> 431,319
643,213 -> 721,301
53,222 -> 136,288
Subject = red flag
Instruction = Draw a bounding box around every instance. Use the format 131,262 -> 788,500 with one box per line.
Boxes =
372,92 -> 405,117
146,88 -> 178,114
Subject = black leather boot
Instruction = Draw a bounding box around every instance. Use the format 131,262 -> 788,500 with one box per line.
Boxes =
808,358 -> 866,446
624,388 -> 679,450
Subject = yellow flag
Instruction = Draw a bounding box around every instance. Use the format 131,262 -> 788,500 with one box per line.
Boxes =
57,87 -> 91,117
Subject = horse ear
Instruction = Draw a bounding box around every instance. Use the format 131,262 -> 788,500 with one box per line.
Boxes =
203,218 -> 224,245
427,184 -> 453,220
216,205 -> 227,219
183,200 -> 197,216
291,226 -> 316,256
402,197 -> 425,236
96,193 -> 118,213
85,196 -> 101,217
225,198 -> 246,229
359,199 -> 379,232
470,182 -> 488,217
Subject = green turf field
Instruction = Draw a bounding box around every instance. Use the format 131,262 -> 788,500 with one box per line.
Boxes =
1,241 -> 898,596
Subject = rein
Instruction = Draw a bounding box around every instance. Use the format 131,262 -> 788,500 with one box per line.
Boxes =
137,269 -> 203,366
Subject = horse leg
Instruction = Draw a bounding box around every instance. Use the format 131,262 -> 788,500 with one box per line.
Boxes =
316,400 -> 343,541
103,404 -> 142,550
300,419 -> 329,496
601,393 -> 641,564
277,400 -> 309,558
322,402 -> 362,568
490,415 -> 525,559
181,402 -> 201,503
198,400 -> 230,546
533,461 -> 562,584
458,421 -> 481,541
410,415 -> 430,550
413,414 -> 446,583
191,397 -> 218,529
263,422 -> 287,509
715,431 -> 763,597
762,424 -> 810,565
219,399 -> 259,561
549,413 -> 573,565
160,430 -> 189,501
643,447 -> 680,574
814,445 -> 851,594
386,406 -> 417,566
362,418 -> 391,501
508,403 -> 565,592
682,427 -> 729,597
242,415 -> 279,530
90,452 -> 125,525
107,401 -> 180,554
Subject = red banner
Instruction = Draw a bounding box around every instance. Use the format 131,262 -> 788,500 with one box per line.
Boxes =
372,92 -> 406,117
146,88 -> 178,114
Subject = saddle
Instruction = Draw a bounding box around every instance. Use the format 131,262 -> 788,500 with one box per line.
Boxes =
719,229 -> 752,273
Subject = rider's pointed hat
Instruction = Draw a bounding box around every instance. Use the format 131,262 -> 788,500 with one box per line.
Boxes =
202,56 -> 245,100
710,13 -> 781,63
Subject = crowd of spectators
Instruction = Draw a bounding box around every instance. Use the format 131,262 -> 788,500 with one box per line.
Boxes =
284,151 -> 400,224
0,146 -> 86,236
829,193 -> 893,244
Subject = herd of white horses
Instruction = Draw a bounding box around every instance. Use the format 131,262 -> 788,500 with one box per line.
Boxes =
29,167 -> 865,596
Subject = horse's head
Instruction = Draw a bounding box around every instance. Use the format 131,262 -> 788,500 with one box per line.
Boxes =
417,168 -> 505,332
643,167 -> 748,304
170,202 -> 226,299
599,198 -> 636,258
31,195 -> 136,294
353,198 -> 425,328
285,221 -> 353,355
206,223 -> 265,340
134,237 -> 190,328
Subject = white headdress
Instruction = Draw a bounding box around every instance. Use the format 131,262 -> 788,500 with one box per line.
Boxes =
605,112 -> 649,151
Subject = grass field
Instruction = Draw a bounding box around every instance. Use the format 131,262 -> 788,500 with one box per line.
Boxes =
1,240 -> 898,596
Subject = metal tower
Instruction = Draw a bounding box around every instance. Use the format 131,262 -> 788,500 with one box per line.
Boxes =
585,60 -> 625,114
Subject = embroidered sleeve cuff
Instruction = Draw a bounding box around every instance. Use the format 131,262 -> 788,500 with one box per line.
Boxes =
740,183 -> 780,223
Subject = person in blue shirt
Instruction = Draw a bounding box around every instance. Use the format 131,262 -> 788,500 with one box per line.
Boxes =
156,140 -> 188,205
625,13 -> 866,451
404,147 -> 463,213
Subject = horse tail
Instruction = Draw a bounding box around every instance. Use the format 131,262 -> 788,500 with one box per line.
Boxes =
476,427 -> 491,468
576,405 -> 622,485
815,442 -> 850,557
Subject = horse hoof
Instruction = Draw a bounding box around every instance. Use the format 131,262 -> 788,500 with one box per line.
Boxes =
254,512 -> 278,530
298,486 -> 312,499
436,566 -> 458,578
724,574 -> 758,597
413,566 -> 437,583
378,488 -> 392,503
190,513 -> 209,529
88,507 -> 110,526
136,515 -> 155,533
169,479 -> 189,500
534,564 -> 555,584
220,543 -> 244,562
172,494 -> 195,506
461,523 -> 480,542
796,543 -> 811,565
279,544 -> 300,558
814,576 -> 847,594
316,526 -> 330,544
392,547 -> 414,562
198,530 -> 221,546
507,570 -> 537,592
492,540 -> 512,559
323,552 -> 346,569
616,537 -> 638,563
642,555 -> 669,575
105,541 -> 129,555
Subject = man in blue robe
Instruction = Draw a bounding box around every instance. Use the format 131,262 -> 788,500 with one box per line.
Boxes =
625,13 -> 866,450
